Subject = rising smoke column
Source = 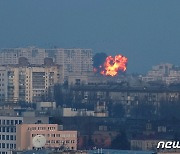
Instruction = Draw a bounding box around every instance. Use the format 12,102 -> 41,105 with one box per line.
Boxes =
100,54 -> 128,76
93,52 -> 108,73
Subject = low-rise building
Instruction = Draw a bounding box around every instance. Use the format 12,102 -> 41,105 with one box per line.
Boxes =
16,124 -> 77,151
0,115 -> 49,154
131,138 -> 160,151
36,102 -> 56,111
60,108 -> 94,117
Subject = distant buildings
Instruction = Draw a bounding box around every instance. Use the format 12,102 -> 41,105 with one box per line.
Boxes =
0,47 -> 47,66
130,137 -> 162,151
54,48 -> 93,80
0,47 -> 93,82
59,101 -> 108,118
141,63 -> 180,84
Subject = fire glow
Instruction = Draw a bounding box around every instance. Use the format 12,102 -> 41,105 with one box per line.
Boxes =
100,54 -> 128,76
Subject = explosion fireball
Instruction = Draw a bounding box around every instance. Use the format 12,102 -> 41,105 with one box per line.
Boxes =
97,54 -> 128,77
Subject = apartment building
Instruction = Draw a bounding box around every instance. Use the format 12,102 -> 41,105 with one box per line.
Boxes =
141,63 -> 180,84
55,48 -> 93,80
16,124 -> 77,151
0,47 -> 47,65
0,115 -> 49,154
0,64 -> 62,103
0,47 -> 93,82
142,63 -> 173,83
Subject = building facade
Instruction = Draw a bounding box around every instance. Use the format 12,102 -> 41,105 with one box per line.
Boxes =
141,63 -> 180,84
0,47 -> 47,66
16,124 -> 77,151
0,116 -> 49,154
55,48 -> 93,80
0,65 -> 62,103
0,47 -> 93,83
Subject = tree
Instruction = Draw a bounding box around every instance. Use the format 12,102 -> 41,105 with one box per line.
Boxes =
159,101 -> 180,120
54,84 -> 64,106
130,101 -> 156,119
111,131 -> 130,150
109,103 -> 125,118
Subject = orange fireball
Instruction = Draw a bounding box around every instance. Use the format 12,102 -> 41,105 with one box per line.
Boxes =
100,54 -> 128,76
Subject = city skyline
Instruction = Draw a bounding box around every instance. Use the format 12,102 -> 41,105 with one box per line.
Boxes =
0,0 -> 180,73
1,1 -> 180,153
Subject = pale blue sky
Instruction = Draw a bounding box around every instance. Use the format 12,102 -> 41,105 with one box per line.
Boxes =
0,0 -> 180,73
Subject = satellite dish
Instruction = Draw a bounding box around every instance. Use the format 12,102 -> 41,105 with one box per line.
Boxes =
32,135 -> 46,148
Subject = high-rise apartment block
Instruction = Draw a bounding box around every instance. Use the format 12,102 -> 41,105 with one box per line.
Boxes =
0,47 -> 93,81
55,48 -> 93,79
0,47 -> 47,66
0,65 -> 61,103
0,47 -> 93,103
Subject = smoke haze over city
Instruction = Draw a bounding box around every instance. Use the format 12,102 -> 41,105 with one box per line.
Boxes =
2,1 -> 180,153
1,0 -> 180,73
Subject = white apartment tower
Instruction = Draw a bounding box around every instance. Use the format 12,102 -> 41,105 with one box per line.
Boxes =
0,47 -> 47,66
55,48 -> 93,80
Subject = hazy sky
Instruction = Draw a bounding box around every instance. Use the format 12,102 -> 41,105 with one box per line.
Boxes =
0,0 -> 180,73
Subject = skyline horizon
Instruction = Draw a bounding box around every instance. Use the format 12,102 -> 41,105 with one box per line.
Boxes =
0,45 -> 176,74
1,0 -> 180,73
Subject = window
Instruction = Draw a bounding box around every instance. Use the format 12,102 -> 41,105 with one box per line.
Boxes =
32,127 -> 36,130
37,120 -> 41,124
6,135 -> 9,140
10,144 -> 13,149
19,120 -> 22,124
66,140 -> 70,143
15,120 -> 18,125
51,140 -> 55,143
2,135 -> 5,140
6,143 -> 9,149
10,127 -> 14,132
2,143 -> 5,148
2,127 -> 5,132
71,140 -> 75,143
56,140 -> 60,143
11,120 -> 14,125
6,120 -> 10,125
10,135 -> 13,140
